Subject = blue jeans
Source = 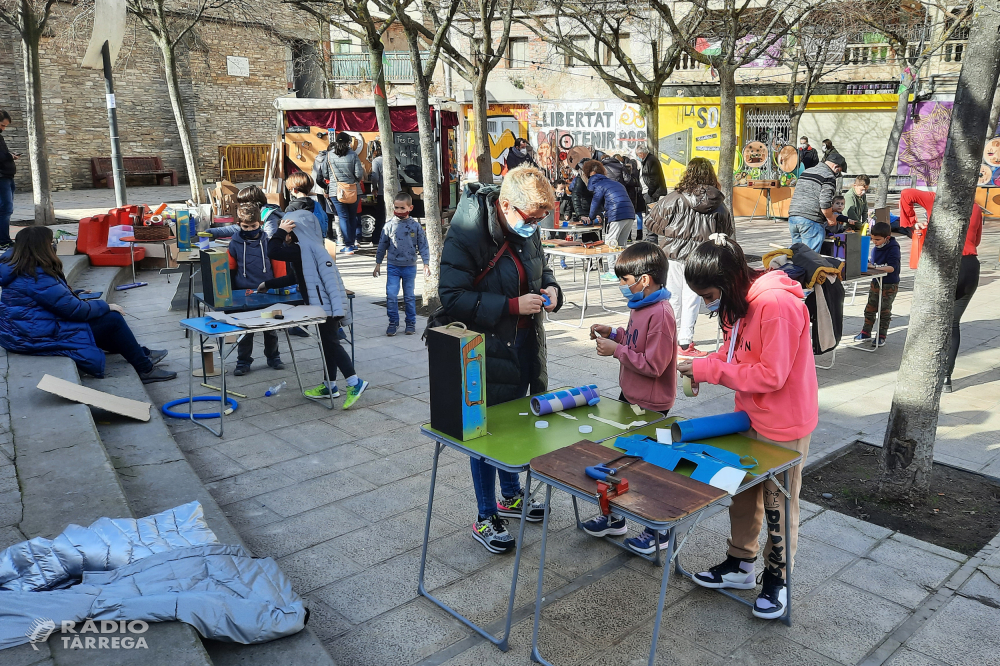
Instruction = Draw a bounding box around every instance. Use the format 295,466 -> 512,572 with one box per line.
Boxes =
332,197 -> 358,247
470,328 -> 535,518
88,311 -> 152,374
788,216 -> 826,253
386,264 -> 417,326
0,178 -> 14,245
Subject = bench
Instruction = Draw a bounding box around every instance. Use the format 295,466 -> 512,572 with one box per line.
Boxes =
90,156 -> 178,188
218,143 -> 271,183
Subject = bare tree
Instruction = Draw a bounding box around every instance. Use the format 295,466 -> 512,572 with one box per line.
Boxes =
127,0 -> 256,203
523,0 -> 693,158
849,0 -> 974,207
654,0 -> 817,207
375,0 -> 460,310
287,0 -> 402,218
438,0 -> 515,183
0,0 -> 56,225
784,18 -> 844,142
878,1 -> 1000,499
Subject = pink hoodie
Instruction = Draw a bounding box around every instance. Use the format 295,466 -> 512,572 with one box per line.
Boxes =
692,271 -> 818,441
612,299 -> 677,412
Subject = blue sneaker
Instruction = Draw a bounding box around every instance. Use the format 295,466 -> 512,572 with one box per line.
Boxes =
624,527 -> 670,555
581,514 -> 628,537
338,246 -> 355,255
854,332 -> 871,342
386,324 -> 398,337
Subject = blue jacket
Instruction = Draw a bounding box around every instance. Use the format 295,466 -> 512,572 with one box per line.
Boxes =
870,236 -> 901,285
0,261 -> 111,376
588,173 -> 635,222
228,232 -> 277,290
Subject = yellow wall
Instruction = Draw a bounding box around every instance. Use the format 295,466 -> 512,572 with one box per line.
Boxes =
657,94 -> 901,186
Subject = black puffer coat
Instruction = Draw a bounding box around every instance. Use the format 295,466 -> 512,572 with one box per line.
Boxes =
645,185 -> 734,261
570,176 -> 592,220
439,183 -> 563,406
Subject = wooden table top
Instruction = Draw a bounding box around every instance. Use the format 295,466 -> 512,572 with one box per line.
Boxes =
531,440 -> 728,524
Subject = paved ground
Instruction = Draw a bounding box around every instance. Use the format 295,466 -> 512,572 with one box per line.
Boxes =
11,184 -> 196,223
42,179 -> 1000,665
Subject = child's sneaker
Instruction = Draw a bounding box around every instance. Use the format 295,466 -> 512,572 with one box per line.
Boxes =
581,514 -> 628,537
267,357 -> 285,370
305,384 -> 340,399
342,379 -> 369,409
234,363 -> 251,377
560,258 -> 568,269
752,570 -> 787,620
853,332 -> 871,342
386,324 -> 398,336
472,515 -> 515,554
600,271 -> 618,282
497,490 -> 545,522
338,246 -> 355,255
692,555 -> 756,589
405,324 -> 416,335
677,343 -> 708,359
877,335 -> 886,347
624,527 -> 670,554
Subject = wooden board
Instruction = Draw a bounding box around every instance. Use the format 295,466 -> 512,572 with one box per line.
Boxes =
530,440 -> 727,523
37,374 -> 151,422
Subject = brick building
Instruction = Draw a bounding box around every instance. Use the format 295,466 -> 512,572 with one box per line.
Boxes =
0,7 -> 296,192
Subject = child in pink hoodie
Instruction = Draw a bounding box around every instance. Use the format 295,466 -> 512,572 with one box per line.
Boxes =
677,234 -> 817,622
582,242 -> 678,553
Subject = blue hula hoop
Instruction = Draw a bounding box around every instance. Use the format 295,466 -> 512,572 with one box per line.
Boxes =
161,395 -> 239,419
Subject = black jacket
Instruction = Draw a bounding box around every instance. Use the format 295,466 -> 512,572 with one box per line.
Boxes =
570,176 -> 593,221
645,185 -> 734,261
799,145 -> 819,169
640,153 -> 668,203
439,183 -> 562,405
0,133 -> 15,179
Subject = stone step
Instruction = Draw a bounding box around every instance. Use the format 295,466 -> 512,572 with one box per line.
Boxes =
2,353 -> 214,666
82,355 -> 337,666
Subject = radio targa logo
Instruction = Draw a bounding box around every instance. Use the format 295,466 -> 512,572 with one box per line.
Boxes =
26,618 -> 56,650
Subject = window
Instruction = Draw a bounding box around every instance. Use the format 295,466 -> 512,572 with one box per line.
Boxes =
507,37 -> 528,68
564,36 -> 588,67
603,34 -> 630,66
333,40 -> 352,55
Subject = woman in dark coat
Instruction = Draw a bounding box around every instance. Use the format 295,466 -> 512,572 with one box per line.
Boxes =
0,227 -> 175,383
439,165 -> 563,555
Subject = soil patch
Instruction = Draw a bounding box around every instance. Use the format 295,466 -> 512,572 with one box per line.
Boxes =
802,441 -> 1000,556
373,299 -> 435,318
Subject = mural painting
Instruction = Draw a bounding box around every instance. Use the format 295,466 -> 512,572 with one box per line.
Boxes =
533,101 -> 648,180
897,101 -> 953,187
462,104 -> 530,182
657,101 -> 723,186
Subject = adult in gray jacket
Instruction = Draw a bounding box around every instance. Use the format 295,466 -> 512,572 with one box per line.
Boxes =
644,157 -> 734,359
319,132 -> 365,254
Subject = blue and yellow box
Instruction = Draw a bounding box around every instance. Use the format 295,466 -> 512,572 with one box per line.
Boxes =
175,208 -> 191,250
427,324 -> 486,441
199,248 -> 233,308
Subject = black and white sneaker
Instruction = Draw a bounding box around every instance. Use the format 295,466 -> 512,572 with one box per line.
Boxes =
472,514 -> 515,554
497,490 -> 545,522
692,555 -> 757,590
752,570 -> 787,620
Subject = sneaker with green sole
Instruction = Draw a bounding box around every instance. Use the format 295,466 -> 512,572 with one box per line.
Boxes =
304,384 -> 340,399
342,379 -> 369,409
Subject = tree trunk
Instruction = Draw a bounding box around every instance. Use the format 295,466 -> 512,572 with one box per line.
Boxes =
158,40 -> 202,203
987,83 -> 1000,142
20,21 -> 54,225
878,8 -> 1000,500
717,67 -> 737,211
641,96 -> 659,158
413,82 -> 442,310
874,78 -> 912,208
473,74 -> 493,184
368,42 -> 399,219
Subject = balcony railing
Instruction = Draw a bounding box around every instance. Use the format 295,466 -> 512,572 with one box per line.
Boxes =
331,51 -> 428,83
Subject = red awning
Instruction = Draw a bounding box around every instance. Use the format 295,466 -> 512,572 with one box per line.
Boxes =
285,107 -> 459,133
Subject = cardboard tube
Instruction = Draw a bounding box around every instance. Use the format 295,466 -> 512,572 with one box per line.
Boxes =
670,411 -> 752,443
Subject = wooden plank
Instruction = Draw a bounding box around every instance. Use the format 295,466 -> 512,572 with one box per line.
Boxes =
37,374 -> 151,422
531,440 -> 727,523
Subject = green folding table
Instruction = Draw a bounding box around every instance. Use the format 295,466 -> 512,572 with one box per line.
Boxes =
418,390 -> 665,651
528,418 -> 803,666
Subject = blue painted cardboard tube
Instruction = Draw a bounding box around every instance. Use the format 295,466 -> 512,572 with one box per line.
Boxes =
670,411 -> 752,443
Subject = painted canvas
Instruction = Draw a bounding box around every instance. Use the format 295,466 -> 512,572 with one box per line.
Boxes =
897,102 -> 953,187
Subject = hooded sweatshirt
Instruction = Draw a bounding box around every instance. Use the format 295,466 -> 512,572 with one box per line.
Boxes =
692,271 -> 818,441
645,185 -> 734,261
611,288 -> 677,412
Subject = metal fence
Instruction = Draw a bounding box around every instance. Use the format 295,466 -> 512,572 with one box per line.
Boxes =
330,52 -> 428,83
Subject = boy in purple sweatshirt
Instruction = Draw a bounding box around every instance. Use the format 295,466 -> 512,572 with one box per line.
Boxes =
584,242 -> 678,554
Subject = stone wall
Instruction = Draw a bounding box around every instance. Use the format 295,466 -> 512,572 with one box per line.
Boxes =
0,9 -> 291,192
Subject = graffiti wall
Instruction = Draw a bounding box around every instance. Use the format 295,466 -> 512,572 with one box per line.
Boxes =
533,101 -> 648,180
657,100 -> 723,186
897,101 -> 953,187
463,104 -> 530,182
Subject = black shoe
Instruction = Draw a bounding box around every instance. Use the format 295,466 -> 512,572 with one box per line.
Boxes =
234,364 -> 251,376
943,376 -> 953,393
289,327 -> 309,337
139,368 -> 177,384
692,555 -> 757,589
267,357 -> 285,370
752,570 -> 787,620
147,349 -> 168,366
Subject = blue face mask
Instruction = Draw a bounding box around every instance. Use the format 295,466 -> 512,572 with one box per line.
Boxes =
620,280 -> 641,301
706,297 -> 721,312
509,207 -> 538,238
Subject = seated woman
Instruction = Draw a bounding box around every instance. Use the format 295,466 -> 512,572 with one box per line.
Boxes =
0,227 -> 176,384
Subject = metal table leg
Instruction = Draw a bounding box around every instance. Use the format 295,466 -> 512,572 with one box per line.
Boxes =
287,322 -> 336,409
647,530 -> 677,666
530,485 -> 554,665
188,332 -> 226,437
418,445 -> 531,651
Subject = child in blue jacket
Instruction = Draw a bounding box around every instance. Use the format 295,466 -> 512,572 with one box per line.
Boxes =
373,192 -> 430,336
854,222 -> 901,347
